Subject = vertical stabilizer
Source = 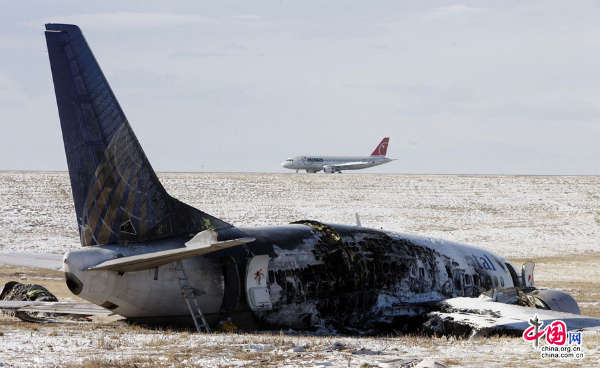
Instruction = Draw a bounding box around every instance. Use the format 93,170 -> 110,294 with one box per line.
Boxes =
522,262 -> 535,288
44,24 -> 231,246
370,137 -> 389,156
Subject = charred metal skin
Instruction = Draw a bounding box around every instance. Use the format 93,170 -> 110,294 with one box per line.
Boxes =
218,221 -> 522,331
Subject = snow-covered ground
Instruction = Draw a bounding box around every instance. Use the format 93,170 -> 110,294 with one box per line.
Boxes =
1,172 -> 598,257
0,320 -> 597,367
0,172 -> 599,367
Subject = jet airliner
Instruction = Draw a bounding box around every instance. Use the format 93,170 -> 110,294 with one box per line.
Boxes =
1,24 -> 599,336
282,138 -> 393,173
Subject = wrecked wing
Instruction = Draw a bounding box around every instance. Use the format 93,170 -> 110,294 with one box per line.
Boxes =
0,300 -> 112,316
431,297 -> 600,335
0,253 -> 63,271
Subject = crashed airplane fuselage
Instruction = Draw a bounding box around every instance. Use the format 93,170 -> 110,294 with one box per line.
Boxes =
41,23 -> 584,333
63,220 -> 577,332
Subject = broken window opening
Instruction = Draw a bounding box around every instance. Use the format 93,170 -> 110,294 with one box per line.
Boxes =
454,275 -> 462,291
464,274 -> 472,286
473,274 -> 480,287
268,270 -> 274,284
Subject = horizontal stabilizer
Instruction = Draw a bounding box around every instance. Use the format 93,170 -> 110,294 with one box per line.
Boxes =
87,234 -> 255,273
0,300 -> 112,316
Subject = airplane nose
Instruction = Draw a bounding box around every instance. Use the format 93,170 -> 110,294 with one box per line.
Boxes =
281,161 -> 290,168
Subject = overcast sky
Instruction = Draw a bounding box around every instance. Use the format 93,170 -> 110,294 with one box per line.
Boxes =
1,1 -> 599,174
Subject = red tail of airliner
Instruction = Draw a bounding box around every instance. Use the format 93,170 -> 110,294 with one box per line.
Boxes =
370,137 -> 389,156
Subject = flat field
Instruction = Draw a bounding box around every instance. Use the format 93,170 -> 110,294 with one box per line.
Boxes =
0,172 -> 598,367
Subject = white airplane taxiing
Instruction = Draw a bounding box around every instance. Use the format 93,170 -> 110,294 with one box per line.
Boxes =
282,138 -> 393,173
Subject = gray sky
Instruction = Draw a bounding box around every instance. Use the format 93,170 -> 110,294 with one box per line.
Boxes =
1,1 -> 599,174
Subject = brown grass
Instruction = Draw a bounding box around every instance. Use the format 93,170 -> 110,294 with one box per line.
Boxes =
143,335 -> 177,347
62,356 -> 159,368
508,252 -> 600,265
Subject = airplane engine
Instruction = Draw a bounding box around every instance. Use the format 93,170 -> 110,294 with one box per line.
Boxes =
323,166 -> 336,173
525,289 -> 581,315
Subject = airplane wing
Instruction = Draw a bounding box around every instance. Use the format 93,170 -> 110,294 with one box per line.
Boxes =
323,161 -> 370,171
0,300 -> 112,316
0,252 -> 63,271
428,296 -> 600,336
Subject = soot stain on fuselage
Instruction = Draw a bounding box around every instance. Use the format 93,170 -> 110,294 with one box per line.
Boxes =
215,220 -> 500,332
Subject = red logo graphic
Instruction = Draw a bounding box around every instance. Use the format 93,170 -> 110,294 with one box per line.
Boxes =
254,268 -> 264,285
523,318 -> 567,346
371,138 -> 389,156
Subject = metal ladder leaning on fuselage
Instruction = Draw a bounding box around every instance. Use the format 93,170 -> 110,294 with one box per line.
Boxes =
174,260 -> 211,333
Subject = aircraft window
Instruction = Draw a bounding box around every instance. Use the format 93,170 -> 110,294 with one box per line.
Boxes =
473,274 -> 479,286
454,275 -> 462,291
493,276 -> 499,287
419,267 -> 425,278
500,278 -> 505,287
464,274 -> 472,285
286,159 -> 293,162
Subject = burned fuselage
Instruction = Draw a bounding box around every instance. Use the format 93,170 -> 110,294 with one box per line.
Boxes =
216,220 -> 522,332
62,219 -> 579,333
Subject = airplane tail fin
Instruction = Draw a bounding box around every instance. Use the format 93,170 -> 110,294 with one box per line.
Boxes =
370,137 -> 389,156
44,24 -> 231,247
